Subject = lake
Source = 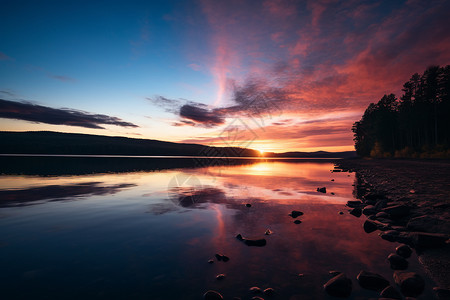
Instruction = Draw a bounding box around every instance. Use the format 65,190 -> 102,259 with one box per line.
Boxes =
0,157 -> 436,299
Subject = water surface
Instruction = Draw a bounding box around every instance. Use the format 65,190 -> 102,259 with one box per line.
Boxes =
0,159 -> 436,299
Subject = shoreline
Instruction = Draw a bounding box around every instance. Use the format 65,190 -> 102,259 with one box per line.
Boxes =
335,158 -> 450,290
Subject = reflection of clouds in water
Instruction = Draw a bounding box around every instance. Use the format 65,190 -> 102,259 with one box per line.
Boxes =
0,182 -> 136,207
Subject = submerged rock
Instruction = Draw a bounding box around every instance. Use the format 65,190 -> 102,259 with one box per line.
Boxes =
264,229 -> 273,235
347,200 -> 363,208
363,220 -> 378,233
215,254 -> 229,262
294,220 -> 302,224
236,234 -> 267,247
216,274 -> 226,280
317,187 -> 327,193
387,253 -> 409,270
246,203 -> 252,207
263,288 -> 275,295
204,290 -> 224,300
249,286 -> 262,293
323,273 -> 352,297
393,271 -> 425,297
396,244 -> 412,258
350,207 -> 362,217
356,270 -> 390,291
208,259 -> 214,264
380,285 -> 402,299
289,210 -> 304,218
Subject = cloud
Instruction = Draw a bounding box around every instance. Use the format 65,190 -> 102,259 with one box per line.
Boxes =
0,52 -> 12,60
188,63 -> 201,71
49,75 -> 76,82
0,99 -> 139,129
179,104 -> 225,127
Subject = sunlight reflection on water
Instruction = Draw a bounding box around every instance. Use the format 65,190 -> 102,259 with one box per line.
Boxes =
0,160 -> 436,299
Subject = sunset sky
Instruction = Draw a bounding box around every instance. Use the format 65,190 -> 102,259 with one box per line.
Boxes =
1,0 -> 450,152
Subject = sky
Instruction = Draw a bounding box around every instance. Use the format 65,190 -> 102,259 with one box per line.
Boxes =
1,0 -> 450,153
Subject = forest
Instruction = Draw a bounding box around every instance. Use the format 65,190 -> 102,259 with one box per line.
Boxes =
352,65 -> 450,158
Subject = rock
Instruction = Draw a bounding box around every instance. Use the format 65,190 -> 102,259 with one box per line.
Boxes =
375,211 -> 389,218
216,274 -> 226,280
347,200 -> 363,208
264,229 -> 273,235
433,287 -> 450,299
396,244 -> 412,258
407,215 -> 444,233
294,220 -> 302,224
338,211 -> 343,214
409,232 -> 450,248
204,290 -> 224,300
350,207 -> 362,217
380,285 -> 402,299
363,205 -> 378,216
208,259 -> 214,264
388,253 -> 409,270
263,288 -> 275,295
317,187 -> 327,193
357,270 -> 390,291
323,273 -> 352,297
331,192 -> 335,195
393,271 -> 425,297
383,204 -> 410,218
380,230 -> 412,244
289,210 -> 304,218
251,297 -> 264,300
214,254 -> 229,262
246,203 -> 252,207
329,270 -> 341,276
331,179 -> 335,181
236,234 -> 267,247
244,239 -> 267,247
364,220 -> 378,233
249,286 -> 262,293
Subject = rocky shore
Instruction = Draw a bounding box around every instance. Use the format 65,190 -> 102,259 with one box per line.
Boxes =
336,158 -> 450,290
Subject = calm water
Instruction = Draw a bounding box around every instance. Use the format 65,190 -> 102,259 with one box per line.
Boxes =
0,158 -> 436,299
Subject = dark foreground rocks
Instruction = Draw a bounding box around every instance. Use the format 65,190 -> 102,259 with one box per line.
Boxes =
336,158 -> 450,289
393,271 -> 425,297
204,290 -> 223,300
236,234 -> 267,247
356,270 -> 390,291
323,273 -> 352,297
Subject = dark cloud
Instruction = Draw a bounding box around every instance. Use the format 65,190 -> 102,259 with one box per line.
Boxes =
0,99 -> 139,129
179,104 -> 225,127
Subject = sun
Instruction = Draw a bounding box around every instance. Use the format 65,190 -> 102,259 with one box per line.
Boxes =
258,149 -> 265,156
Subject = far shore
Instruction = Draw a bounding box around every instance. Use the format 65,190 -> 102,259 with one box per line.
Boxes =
336,158 -> 450,289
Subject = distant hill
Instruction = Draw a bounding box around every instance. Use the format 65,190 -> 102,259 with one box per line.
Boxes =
0,131 -> 355,158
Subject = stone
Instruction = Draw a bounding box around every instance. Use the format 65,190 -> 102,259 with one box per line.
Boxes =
380,230 -> 412,244
396,244 -> 412,258
204,290 -> 223,300
208,259 -> 214,264
331,179 -> 335,181
264,229 -> 273,235
363,220 -> 378,233
380,285 -> 402,299
375,211 -> 389,219
249,286 -> 262,293
407,215 -> 444,233
433,287 -> 450,299
323,273 -> 352,297
251,297 -> 264,300
363,205 -> 378,216
383,205 -> 410,218
246,203 -> 252,207
294,220 -> 302,224
329,270 -> 341,276
221,255 -> 230,262
388,253 -> 409,270
409,232 -> 449,248
356,270 -> 390,291
289,210 -> 304,218
263,288 -> 275,295
347,200 -> 363,208
331,192 -> 335,195
317,187 -> 326,193
215,253 -> 223,261
350,207 -> 362,217
393,271 -> 425,297
215,253 -> 229,262
216,274 -> 226,280
338,211 -> 343,214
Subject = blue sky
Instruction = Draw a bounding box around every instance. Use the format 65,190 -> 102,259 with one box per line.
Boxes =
1,0 -> 450,152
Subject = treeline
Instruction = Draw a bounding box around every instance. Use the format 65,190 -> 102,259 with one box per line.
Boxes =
352,65 -> 450,158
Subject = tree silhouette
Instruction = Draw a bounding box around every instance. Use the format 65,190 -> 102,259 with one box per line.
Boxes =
353,65 -> 450,158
